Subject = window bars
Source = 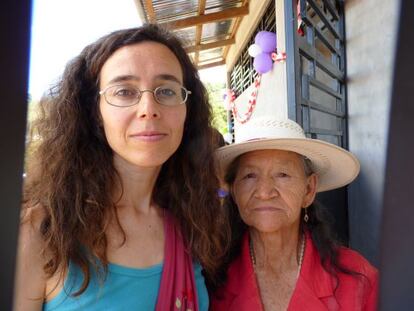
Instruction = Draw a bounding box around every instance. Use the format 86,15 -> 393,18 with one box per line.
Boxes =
297,0 -> 347,148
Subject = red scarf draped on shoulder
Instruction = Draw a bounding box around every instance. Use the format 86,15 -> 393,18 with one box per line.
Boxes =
155,211 -> 199,311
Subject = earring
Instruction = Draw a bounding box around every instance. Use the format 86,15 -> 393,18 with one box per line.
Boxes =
303,208 -> 309,223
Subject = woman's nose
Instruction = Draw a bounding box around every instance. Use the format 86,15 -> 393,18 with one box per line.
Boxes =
135,90 -> 161,119
253,177 -> 279,200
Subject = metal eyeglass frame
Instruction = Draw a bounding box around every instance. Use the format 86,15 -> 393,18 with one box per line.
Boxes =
99,84 -> 192,107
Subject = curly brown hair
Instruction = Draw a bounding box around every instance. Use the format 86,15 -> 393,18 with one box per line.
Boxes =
24,24 -> 230,294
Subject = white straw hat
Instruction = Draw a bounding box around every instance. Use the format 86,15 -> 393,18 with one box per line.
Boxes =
216,117 -> 360,192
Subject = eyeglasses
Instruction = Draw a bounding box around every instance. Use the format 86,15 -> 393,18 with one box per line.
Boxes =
99,83 -> 192,107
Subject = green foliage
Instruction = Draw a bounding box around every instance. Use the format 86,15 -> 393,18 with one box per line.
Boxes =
205,82 -> 228,135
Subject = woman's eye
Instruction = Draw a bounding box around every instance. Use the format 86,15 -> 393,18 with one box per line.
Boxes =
114,87 -> 137,98
276,172 -> 289,178
243,173 -> 256,179
157,87 -> 177,97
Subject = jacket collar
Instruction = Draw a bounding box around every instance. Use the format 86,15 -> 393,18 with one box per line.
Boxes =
225,232 -> 263,309
225,231 -> 336,310
287,231 -> 336,310
299,231 -> 334,296
228,231 -> 334,305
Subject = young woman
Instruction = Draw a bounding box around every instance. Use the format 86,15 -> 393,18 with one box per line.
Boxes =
14,24 -> 228,311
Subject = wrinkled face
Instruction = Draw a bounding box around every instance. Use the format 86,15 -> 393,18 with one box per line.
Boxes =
232,150 -> 317,233
99,41 -> 187,168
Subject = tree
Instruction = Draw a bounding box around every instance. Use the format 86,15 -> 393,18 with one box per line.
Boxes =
204,82 -> 228,135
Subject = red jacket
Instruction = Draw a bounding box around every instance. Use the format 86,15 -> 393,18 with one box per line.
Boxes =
210,232 -> 378,311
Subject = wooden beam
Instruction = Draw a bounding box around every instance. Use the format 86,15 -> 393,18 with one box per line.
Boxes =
160,5 -> 249,30
145,0 -> 156,23
197,0 -> 207,18
195,0 -> 207,65
223,20 -> 241,60
197,60 -> 225,70
223,0 -> 249,62
185,38 -> 235,53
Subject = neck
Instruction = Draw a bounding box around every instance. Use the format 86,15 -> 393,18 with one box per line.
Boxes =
249,225 -> 304,273
112,154 -> 161,214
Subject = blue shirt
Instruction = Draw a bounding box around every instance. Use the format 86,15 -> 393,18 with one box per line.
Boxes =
43,261 -> 209,310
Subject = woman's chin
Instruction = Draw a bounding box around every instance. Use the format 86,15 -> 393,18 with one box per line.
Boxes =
114,152 -> 172,169
246,216 -> 300,234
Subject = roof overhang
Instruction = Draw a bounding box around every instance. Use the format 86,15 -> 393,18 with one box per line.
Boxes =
134,0 -> 249,70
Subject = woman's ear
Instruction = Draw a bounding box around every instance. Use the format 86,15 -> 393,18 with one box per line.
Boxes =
303,173 -> 318,208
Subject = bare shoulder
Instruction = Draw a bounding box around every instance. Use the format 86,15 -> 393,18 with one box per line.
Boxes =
13,205 -> 47,311
18,203 -> 48,255
18,205 -> 46,259
20,203 -> 45,225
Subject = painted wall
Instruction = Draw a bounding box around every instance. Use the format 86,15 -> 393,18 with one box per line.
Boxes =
231,66 -> 289,137
345,0 -> 400,265
231,0 -> 289,138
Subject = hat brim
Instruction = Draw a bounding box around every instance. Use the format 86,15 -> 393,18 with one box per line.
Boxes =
216,138 -> 360,192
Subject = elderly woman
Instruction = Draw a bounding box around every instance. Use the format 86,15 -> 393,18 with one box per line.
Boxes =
211,117 -> 378,311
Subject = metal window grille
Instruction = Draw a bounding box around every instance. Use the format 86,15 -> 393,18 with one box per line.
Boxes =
293,0 -> 349,244
227,1 -> 276,142
229,1 -> 276,95
297,0 -> 347,148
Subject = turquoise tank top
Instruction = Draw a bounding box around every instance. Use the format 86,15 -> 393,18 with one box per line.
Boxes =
43,261 -> 209,310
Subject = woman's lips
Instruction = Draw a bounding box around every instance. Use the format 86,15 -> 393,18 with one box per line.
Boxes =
130,131 -> 167,142
253,206 -> 281,212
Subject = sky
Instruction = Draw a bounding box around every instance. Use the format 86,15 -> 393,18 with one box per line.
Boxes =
29,0 -> 226,101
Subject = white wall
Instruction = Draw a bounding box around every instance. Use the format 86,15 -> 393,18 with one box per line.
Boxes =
232,66 -> 289,139
231,0 -> 289,139
346,0 -> 400,264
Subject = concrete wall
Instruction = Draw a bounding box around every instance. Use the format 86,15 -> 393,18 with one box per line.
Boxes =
345,0 -> 400,265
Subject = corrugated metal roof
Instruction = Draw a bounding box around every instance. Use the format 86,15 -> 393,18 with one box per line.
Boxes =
205,0 -> 244,13
174,27 -> 197,45
201,20 -> 232,43
135,0 -> 249,69
151,0 -> 199,22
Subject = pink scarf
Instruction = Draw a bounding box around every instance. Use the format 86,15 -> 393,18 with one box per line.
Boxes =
155,211 -> 199,311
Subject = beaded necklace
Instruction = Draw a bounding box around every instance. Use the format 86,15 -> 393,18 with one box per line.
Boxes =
249,232 -> 306,277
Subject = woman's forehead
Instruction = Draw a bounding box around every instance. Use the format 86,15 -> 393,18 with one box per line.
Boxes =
99,42 -> 183,87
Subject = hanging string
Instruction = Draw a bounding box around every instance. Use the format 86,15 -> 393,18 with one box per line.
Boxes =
228,52 -> 286,124
231,75 -> 262,124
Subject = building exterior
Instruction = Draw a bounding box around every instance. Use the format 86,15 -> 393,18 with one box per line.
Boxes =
3,1 -> 414,310
135,0 -> 400,265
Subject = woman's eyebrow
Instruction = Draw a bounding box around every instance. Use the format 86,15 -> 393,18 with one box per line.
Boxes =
155,74 -> 182,84
107,75 -> 139,85
106,74 -> 182,85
